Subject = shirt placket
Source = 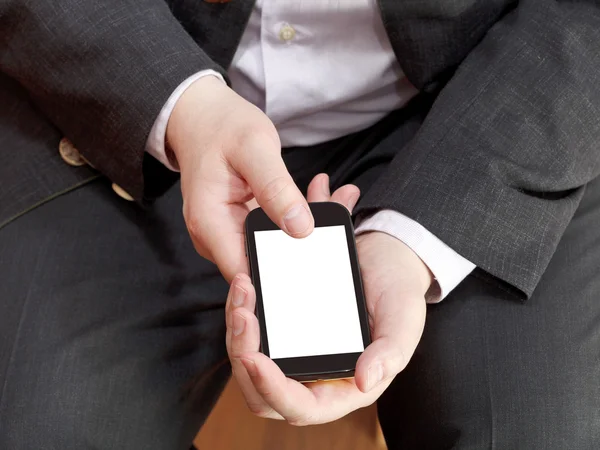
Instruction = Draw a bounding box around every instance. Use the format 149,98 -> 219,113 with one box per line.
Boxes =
260,1 -> 300,125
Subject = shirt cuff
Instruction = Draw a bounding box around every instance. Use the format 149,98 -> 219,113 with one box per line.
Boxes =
355,210 -> 476,302
145,69 -> 227,171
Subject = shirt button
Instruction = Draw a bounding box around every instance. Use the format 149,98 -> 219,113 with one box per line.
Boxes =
279,24 -> 296,42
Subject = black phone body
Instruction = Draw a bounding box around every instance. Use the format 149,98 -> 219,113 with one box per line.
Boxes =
245,202 -> 371,382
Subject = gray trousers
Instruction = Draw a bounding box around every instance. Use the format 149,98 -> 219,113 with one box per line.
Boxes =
1,104 -> 599,449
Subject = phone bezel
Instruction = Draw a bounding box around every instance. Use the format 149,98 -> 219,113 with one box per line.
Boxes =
244,202 -> 371,381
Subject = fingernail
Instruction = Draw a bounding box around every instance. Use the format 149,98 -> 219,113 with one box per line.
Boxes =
232,285 -> 247,307
367,363 -> 384,391
232,312 -> 246,336
347,192 -> 360,212
240,358 -> 257,377
283,204 -> 311,235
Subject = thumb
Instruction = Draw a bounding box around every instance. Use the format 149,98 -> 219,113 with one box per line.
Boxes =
232,133 -> 314,237
355,284 -> 426,394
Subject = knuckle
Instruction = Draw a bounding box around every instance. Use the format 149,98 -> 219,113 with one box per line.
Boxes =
386,350 -> 407,376
241,121 -> 280,147
183,210 -> 213,262
246,401 -> 273,418
184,209 -> 204,239
233,125 -> 280,159
258,175 -> 293,206
256,386 -> 276,402
288,413 -> 319,427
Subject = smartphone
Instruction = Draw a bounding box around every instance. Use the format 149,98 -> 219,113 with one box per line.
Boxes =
244,202 -> 371,382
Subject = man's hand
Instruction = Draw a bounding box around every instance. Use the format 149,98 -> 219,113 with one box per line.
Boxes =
167,76 -> 313,281
225,173 -> 432,425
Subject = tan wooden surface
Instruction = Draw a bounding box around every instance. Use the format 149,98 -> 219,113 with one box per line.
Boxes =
194,380 -> 387,450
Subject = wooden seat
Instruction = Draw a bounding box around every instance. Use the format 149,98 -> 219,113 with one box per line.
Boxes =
195,379 -> 387,450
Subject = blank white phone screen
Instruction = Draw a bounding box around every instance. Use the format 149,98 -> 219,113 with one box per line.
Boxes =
254,225 -> 364,359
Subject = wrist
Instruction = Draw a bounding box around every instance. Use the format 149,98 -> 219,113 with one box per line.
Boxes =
410,249 -> 435,296
357,231 -> 434,297
166,75 -> 228,166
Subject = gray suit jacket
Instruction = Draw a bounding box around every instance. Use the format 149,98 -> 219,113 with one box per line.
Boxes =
1,0 -> 599,298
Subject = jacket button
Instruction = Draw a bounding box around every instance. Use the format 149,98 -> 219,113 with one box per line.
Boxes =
112,183 -> 134,201
59,137 -> 86,167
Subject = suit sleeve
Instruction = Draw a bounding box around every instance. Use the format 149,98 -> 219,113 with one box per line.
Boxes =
0,0 -> 226,201
355,0 -> 600,298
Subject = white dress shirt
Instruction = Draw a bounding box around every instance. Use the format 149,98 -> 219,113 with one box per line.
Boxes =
147,0 -> 475,300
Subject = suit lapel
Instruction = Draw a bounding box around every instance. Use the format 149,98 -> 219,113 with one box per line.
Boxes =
376,0 -> 512,91
170,0 -> 255,69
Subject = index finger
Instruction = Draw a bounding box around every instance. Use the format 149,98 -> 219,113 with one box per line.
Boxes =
229,133 -> 314,239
